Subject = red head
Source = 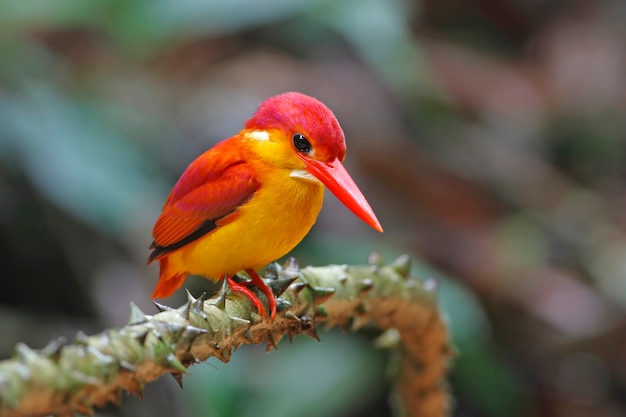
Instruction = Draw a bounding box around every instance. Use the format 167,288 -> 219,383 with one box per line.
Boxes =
245,92 -> 346,163
243,92 -> 382,233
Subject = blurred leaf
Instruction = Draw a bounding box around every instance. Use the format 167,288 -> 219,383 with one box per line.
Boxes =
184,330 -> 387,417
0,82 -> 167,235
311,0 -> 436,101
453,345 -> 533,417
0,0 -> 322,52
0,0 -> 104,29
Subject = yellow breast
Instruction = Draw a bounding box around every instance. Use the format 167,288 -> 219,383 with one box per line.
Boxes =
166,167 -> 324,279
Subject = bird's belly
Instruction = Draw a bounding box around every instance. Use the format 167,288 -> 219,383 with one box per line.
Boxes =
171,179 -> 324,279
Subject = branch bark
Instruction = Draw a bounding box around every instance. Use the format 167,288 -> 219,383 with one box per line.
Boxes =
0,255 -> 453,417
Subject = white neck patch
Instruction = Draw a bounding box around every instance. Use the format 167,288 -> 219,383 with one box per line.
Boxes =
290,169 -> 321,184
246,130 -> 270,141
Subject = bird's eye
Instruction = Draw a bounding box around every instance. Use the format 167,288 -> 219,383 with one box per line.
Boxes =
293,133 -> 312,153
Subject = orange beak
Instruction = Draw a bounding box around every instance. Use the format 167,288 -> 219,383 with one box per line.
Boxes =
299,156 -> 383,233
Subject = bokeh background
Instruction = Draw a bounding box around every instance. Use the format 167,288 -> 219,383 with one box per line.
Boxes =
1,0 -> 626,416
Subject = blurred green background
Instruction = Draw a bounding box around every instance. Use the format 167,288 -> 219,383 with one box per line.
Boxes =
1,0 -> 626,416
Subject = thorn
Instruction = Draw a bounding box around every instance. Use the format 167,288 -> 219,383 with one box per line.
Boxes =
135,388 -> 144,401
368,252 -> 385,267
350,316 -> 369,332
339,319 -> 351,332
170,372 -> 184,388
231,273 -> 251,284
165,322 -> 188,341
309,286 -> 335,304
212,278 -> 229,310
128,302 -> 148,325
357,279 -> 374,294
127,380 -> 144,400
265,333 -> 278,351
74,331 -> 89,345
119,360 -> 136,372
264,263 -> 279,280
190,292 -> 208,314
291,282 -> 309,294
230,317 -> 252,334
276,298 -> 291,313
182,326 -> 209,340
131,328 -> 149,346
284,311 -> 300,321
269,276 -> 299,297
186,289 -> 197,304
153,300 -> 173,312
273,332 -> 284,346
15,343 -> 37,361
249,312 -> 263,325
163,353 -> 188,374
214,347 -> 232,363
391,254 -> 411,278
283,257 -> 299,273
243,328 -> 253,342
41,336 -> 66,358
304,326 -> 320,342
177,297 -> 192,320
374,328 -> 401,349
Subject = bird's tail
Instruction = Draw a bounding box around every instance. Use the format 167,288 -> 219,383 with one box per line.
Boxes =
151,257 -> 188,299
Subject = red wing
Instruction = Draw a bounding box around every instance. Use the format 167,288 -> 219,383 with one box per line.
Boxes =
148,141 -> 259,262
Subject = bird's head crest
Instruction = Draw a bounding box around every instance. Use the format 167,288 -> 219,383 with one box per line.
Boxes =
245,92 -> 346,162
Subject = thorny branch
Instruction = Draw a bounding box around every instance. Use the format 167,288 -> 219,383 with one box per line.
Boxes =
0,255 -> 453,417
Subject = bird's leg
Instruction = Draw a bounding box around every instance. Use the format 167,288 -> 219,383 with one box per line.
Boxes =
226,274 -> 268,320
245,268 -> 277,321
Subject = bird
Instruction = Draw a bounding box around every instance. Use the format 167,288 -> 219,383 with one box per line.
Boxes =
147,92 -> 383,320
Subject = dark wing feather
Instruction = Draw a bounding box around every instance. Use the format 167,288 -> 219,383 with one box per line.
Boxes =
147,140 -> 259,263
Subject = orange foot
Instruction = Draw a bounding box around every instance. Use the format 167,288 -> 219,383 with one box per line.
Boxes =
226,269 -> 277,321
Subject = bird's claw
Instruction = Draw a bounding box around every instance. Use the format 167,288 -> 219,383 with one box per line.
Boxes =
226,271 -> 277,321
